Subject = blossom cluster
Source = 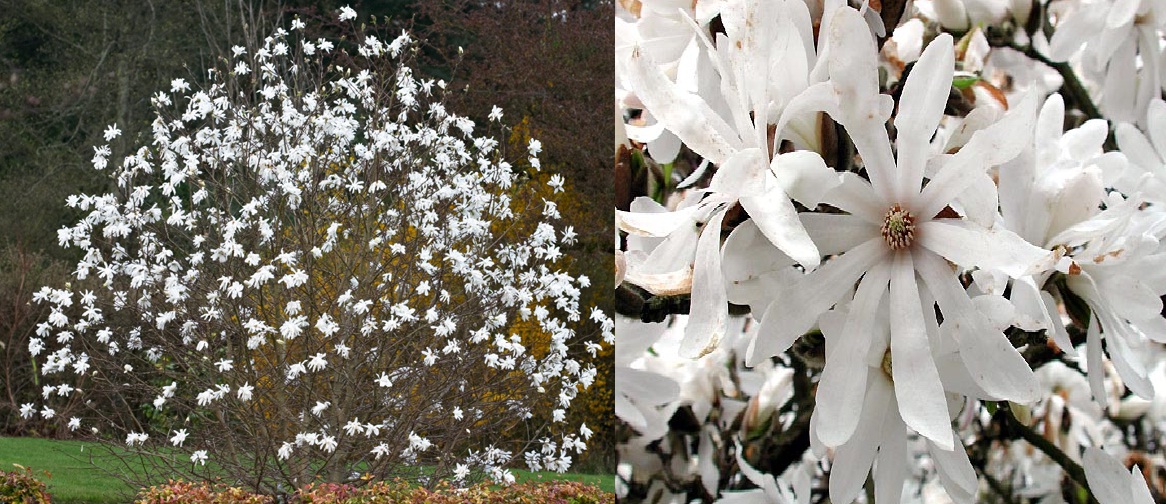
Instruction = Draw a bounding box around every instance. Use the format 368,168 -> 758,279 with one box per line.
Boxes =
22,7 -> 610,489
617,0 -> 1166,502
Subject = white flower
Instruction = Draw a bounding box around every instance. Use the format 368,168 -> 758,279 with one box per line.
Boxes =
320,435 -> 338,453
312,401 -> 330,416
191,450 -> 208,466
453,407 -> 463,421
68,417 -> 81,431
171,429 -> 188,447
306,352 -> 327,372
454,463 -> 470,481
237,383 -> 254,402
103,124 -> 121,141
170,78 -> 189,93
375,372 -> 393,388
287,362 -> 307,381
278,442 -> 293,460
338,5 -> 357,21
215,359 -> 233,372
746,8 -> 1045,449
126,432 -> 149,446
488,106 -> 503,122
344,419 -> 363,436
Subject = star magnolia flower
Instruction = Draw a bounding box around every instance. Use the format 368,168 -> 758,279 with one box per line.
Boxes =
618,0 -> 843,357
1048,0 -> 1165,124
745,7 -> 1047,449
998,94 -> 1166,408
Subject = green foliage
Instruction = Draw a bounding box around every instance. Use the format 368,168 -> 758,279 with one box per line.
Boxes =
1,465 -> 52,504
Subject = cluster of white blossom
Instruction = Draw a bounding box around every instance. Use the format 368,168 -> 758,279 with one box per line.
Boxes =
22,7 -> 611,487
617,0 -> 1166,502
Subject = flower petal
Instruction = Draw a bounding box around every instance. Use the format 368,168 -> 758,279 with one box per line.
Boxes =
1147,99 -> 1166,162
740,189 -> 821,269
917,92 -> 1037,218
801,212 -> 880,255
622,45 -> 741,165
889,252 -> 953,449
617,205 -> 699,237
770,150 -> 842,207
748,238 -> 887,364
816,260 -> 890,447
873,407 -> 909,504
917,219 -> 1050,278
895,33 -> 954,200
822,172 -> 885,224
1084,447 -> 1135,504
929,436 -> 978,504
680,208 -> 729,357
829,370 -> 892,504
916,251 -> 1042,402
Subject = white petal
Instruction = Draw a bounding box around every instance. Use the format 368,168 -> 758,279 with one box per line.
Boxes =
895,33 -> 954,201
929,437 -> 978,504
822,172 -> 885,224
1038,289 -> 1076,356
1116,123 -> 1163,172
1086,312 -> 1108,410
770,150 -> 841,207
647,129 -> 682,164
711,148 -> 769,196
824,8 -> 898,202
1147,99 -> 1166,161
681,208 -> 729,357
829,370 -> 891,504
1097,274 -> 1163,322
956,172 -> 1000,228
873,408 -> 909,504
1084,447 -> 1134,504
1048,13 -> 1093,62
917,92 -> 1037,218
889,253 -> 953,449
918,219 -> 1050,278
816,260 -> 890,447
622,45 -> 741,165
722,220 -> 795,304
916,251 -> 1042,402
617,205 -> 699,237
749,238 -> 887,364
801,212 -> 879,255
1131,464 -> 1156,504
698,428 -> 719,496
1107,0 -> 1140,28
740,189 -> 821,269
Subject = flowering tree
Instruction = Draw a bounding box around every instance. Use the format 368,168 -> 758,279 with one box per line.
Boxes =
21,8 -> 611,494
616,0 -> 1166,502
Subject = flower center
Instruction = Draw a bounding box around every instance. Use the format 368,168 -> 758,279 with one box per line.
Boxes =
881,204 -> 915,250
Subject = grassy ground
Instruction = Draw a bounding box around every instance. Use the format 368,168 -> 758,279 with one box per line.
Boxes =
0,436 -> 613,503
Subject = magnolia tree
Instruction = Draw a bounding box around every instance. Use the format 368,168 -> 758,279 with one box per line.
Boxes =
617,0 -> 1166,502
21,8 -> 611,493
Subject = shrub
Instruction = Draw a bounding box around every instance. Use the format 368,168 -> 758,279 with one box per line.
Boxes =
0,465 -> 52,504
25,7 -> 611,494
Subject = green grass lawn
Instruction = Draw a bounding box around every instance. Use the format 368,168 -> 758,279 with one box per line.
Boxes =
0,436 -> 613,502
